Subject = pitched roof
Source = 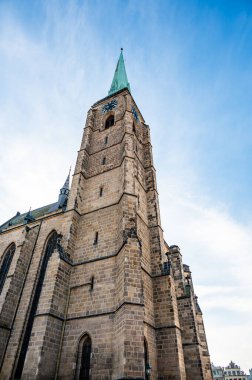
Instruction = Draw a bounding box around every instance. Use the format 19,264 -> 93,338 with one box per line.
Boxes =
0,203 -> 59,232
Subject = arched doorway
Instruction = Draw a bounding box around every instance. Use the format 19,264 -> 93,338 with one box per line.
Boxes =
78,334 -> 92,380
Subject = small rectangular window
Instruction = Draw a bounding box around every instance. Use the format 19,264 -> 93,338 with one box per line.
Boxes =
104,136 -> 108,144
102,157 -> 106,165
93,232 -> 98,245
100,187 -> 103,197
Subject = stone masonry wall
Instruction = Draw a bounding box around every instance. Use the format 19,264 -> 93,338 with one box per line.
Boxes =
0,210 -> 77,379
0,225 -> 39,368
0,88 -> 212,380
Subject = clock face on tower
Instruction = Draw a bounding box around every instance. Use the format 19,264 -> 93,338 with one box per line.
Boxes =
102,99 -> 118,113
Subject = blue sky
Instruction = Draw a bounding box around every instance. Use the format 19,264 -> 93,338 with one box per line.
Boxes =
0,0 -> 252,373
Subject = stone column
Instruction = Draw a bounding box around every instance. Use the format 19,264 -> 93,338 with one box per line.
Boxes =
153,274 -> 186,380
0,224 -> 40,378
21,251 -> 71,380
113,238 -> 145,379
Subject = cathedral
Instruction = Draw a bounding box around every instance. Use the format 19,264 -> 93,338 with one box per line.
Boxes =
0,50 -> 213,380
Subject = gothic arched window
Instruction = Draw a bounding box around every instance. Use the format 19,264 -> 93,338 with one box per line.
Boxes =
0,243 -> 15,294
15,231 -> 58,379
105,115 -> 114,129
77,334 -> 92,380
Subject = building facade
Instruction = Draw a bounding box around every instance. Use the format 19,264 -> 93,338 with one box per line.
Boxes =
211,364 -> 224,380
0,51 -> 213,379
224,362 -> 247,380
248,369 -> 252,380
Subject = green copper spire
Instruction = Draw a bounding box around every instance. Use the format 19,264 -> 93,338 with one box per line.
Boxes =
108,48 -> 130,96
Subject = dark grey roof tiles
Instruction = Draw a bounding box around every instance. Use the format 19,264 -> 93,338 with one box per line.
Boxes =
0,202 -> 58,232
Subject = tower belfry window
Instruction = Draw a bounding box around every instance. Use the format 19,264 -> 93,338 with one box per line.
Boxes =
105,115 -> 114,129
0,243 -> 15,294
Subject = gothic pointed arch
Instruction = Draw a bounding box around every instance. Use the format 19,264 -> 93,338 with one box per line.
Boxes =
0,242 -> 15,294
14,230 -> 58,379
105,114 -> 114,129
76,333 -> 92,380
43,230 -> 58,257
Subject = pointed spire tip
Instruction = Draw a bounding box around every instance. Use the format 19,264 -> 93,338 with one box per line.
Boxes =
108,49 -> 130,96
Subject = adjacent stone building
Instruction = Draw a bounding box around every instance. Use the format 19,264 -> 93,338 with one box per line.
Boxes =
0,50 -> 213,379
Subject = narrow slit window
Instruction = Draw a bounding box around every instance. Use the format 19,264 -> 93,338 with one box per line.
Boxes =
104,136 -> 108,145
144,338 -> 149,376
94,232 -> 98,245
133,123 -> 136,133
102,157 -> 106,165
100,187 -> 103,197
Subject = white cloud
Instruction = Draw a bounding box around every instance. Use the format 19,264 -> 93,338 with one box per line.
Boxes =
158,174 -> 252,371
0,2 -> 111,222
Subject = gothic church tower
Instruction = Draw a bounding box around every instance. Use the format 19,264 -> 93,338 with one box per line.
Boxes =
0,50 -> 212,380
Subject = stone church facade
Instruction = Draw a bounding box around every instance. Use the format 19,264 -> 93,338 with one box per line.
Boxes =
0,50 -> 212,380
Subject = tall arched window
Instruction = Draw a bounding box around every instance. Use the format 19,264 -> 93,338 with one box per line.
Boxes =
0,243 -> 15,294
105,115 -> 114,129
15,231 -> 58,379
76,334 -> 92,380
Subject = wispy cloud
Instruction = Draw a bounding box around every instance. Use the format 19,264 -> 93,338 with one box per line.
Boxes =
159,175 -> 252,370
0,1 -> 111,219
